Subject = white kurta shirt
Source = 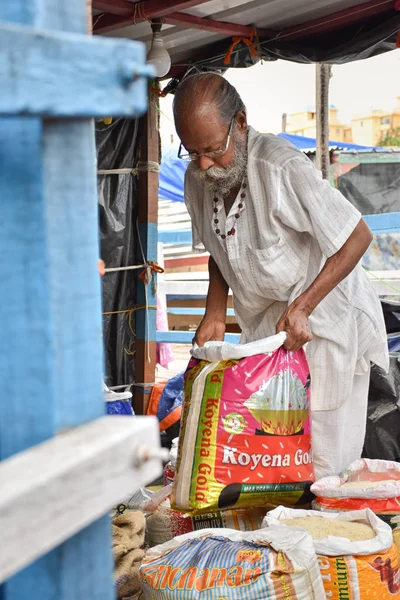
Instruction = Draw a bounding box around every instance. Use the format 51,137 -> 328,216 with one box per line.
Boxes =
184,127 -> 389,411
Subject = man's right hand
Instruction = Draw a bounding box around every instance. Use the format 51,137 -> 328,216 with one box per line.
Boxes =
193,315 -> 226,347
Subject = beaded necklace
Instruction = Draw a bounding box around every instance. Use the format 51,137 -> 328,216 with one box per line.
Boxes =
213,177 -> 247,239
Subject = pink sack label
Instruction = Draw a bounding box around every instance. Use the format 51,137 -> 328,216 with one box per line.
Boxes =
172,346 -> 314,513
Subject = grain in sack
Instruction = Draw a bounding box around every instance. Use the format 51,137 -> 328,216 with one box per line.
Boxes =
311,458 -> 400,527
264,506 -> 399,599
147,497 -> 266,546
172,333 -> 314,513
140,526 -> 326,599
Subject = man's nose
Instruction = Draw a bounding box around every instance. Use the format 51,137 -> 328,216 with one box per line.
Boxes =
198,155 -> 215,171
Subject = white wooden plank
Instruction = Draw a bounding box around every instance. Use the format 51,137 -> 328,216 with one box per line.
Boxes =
0,415 -> 166,584
164,272 -> 400,297
165,272 -> 210,281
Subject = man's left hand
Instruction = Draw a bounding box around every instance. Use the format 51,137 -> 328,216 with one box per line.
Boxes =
276,304 -> 313,351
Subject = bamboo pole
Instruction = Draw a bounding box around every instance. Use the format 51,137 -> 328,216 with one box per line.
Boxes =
315,63 -> 332,180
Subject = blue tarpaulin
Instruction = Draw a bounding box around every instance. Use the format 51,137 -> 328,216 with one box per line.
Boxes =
277,132 -> 378,152
159,134 -> 378,203
159,145 -> 188,203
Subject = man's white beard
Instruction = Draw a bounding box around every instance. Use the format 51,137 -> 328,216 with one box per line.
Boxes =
192,132 -> 247,198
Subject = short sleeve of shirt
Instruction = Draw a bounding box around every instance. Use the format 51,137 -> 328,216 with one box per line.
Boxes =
277,154 -> 362,258
184,168 -> 206,253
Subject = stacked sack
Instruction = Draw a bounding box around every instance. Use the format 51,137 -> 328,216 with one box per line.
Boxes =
140,526 -> 326,599
264,506 -> 399,599
311,458 -> 400,527
143,332 -> 315,548
121,483 -> 267,549
172,333 -> 314,514
147,495 -> 266,547
137,334 -> 327,599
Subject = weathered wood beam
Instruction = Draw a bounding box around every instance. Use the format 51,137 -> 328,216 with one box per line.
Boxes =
164,12 -> 274,38
93,0 -> 209,33
0,416 -> 165,584
93,0 -> 134,15
0,0 -> 156,597
0,21 -> 153,117
134,88 -> 160,415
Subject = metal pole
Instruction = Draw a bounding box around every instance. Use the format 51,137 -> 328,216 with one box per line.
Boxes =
281,113 -> 287,133
316,63 -> 332,180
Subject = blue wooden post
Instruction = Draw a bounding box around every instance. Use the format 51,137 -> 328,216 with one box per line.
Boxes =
0,1 -> 152,598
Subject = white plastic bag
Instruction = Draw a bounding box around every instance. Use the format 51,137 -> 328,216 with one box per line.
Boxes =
311,458 -> 400,500
263,506 -> 393,556
191,332 -> 286,361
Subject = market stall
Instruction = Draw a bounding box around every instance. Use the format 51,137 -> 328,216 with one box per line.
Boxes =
93,0 -> 400,412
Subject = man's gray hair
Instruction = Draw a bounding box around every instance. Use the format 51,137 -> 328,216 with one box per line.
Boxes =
173,73 -> 246,125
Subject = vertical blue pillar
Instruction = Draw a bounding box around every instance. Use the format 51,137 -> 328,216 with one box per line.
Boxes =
0,1 -> 114,598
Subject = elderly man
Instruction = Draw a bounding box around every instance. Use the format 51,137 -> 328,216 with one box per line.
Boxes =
173,73 -> 388,479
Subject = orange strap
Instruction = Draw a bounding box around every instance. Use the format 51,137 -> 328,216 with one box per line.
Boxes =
139,260 -> 164,283
147,381 -> 167,417
224,30 -> 258,65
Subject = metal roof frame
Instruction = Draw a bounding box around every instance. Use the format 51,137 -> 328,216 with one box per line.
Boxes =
92,0 -> 400,78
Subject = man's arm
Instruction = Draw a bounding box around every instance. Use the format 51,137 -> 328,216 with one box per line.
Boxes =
277,218 -> 372,351
194,256 -> 229,347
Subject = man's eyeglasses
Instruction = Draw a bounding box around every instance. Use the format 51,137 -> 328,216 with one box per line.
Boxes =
178,116 -> 235,161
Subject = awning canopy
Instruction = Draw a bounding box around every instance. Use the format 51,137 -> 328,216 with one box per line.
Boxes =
277,132 -> 378,152
93,0 -> 400,78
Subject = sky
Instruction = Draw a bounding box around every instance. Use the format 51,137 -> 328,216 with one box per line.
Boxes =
159,48 -> 400,145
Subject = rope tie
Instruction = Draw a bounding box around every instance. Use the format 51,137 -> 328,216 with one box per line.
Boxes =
97,162 -> 160,176
99,244 -> 164,361
102,304 -> 157,356
224,27 -> 259,65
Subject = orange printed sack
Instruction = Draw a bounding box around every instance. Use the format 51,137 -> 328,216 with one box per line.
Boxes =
264,506 -> 399,600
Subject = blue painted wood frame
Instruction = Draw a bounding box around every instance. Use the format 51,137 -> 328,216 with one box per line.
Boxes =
158,229 -> 192,244
0,21 -> 153,117
167,307 -> 235,316
0,1 -> 150,598
363,212 -> 400,234
158,213 -> 400,247
156,331 -> 241,344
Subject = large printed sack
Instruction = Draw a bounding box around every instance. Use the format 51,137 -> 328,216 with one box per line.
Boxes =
264,506 -> 399,599
172,333 -> 314,513
311,458 -> 400,527
140,526 -> 326,599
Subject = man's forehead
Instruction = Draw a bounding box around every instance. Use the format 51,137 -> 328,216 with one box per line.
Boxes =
178,110 -> 225,137
179,121 -> 228,151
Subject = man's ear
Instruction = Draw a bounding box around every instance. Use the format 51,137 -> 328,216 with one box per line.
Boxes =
236,110 -> 248,132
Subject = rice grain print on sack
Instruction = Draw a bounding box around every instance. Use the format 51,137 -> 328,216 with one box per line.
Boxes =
172,334 -> 314,513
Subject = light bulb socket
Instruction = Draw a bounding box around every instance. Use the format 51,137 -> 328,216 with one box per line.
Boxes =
150,18 -> 163,34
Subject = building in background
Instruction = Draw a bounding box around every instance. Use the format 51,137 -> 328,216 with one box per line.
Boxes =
286,106 -> 353,142
351,97 -> 400,146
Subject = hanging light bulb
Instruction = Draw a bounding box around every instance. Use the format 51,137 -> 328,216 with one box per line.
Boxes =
147,19 -> 171,78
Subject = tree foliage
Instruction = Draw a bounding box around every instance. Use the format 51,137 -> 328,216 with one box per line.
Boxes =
378,128 -> 400,147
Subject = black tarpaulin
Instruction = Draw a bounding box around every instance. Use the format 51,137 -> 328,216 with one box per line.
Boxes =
363,354 -> 400,461
338,162 -> 400,215
176,10 -> 400,74
96,118 -> 139,387
363,302 -> 400,461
